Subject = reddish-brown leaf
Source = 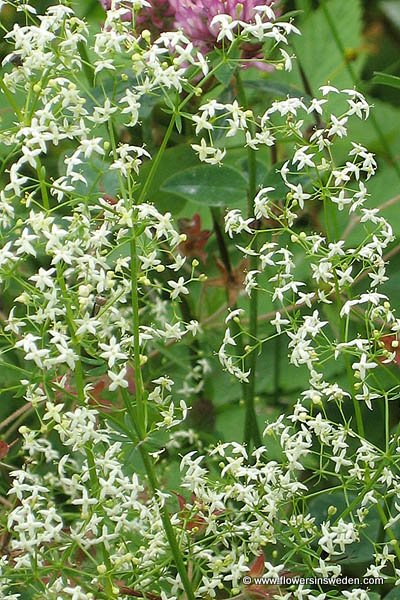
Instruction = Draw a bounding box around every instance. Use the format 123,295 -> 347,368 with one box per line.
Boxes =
178,214 -> 212,263
0,440 -> 9,459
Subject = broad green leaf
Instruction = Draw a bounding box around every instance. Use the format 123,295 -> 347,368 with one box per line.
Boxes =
137,144 -> 200,214
373,72 -> 400,90
290,0 -> 364,93
161,164 -> 248,207
246,79 -> 308,100
58,153 -> 120,197
384,589 -> 400,599
211,45 -> 241,87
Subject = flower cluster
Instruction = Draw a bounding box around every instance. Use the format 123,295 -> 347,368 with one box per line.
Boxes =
6,400 -> 400,598
100,0 -> 277,65
213,87 -> 396,414
0,1 -> 399,599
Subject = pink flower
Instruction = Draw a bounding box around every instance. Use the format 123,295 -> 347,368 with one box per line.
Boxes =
170,0 -> 274,51
99,0 -> 277,67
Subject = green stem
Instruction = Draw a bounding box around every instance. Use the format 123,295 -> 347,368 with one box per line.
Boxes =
0,79 -> 23,120
130,233 -> 146,438
385,393 -> 390,454
77,41 -> 95,88
140,449 -> 196,600
324,195 -> 365,437
236,74 -> 262,450
128,190 -> 195,600
273,333 -> 281,406
211,207 -> 234,284
138,114 -> 176,204
36,159 -> 50,211
57,266 -> 85,404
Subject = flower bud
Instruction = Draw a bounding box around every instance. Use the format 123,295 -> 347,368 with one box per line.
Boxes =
141,29 -> 151,42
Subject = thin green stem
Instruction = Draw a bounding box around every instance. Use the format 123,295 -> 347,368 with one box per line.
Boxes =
385,393 -> 390,454
138,114 -> 176,204
57,267 -> 85,404
77,41 -> 95,88
0,79 -> 23,120
211,207 -> 234,284
128,181 -> 195,599
236,74 -> 262,449
36,159 -> 50,211
324,192 -> 365,437
140,449 -> 196,600
130,233 -> 146,438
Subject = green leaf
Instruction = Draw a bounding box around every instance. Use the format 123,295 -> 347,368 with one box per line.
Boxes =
212,46 -> 241,87
246,80 -> 308,100
161,165 -> 248,207
137,144 -> 200,214
58,154 -> 120,197
291,0 -> 364,92
384,589 -> 400,599
214,61 -> 237,87
373,72 -> 400,90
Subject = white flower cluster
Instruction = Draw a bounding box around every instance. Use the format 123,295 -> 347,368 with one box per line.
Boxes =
0,201 -> 202,393
5,401 -> 400,597
216,87 -> 397,412
0,1 -> 398,599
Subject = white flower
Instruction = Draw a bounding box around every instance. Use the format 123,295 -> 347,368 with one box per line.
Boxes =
352,354 -> 378,380
108,367 -> 129,391
292,146 -> 315,170
225,209 -> 253,238
191,138 -> 226,164
320,84 -> 339,95
225,309 -> 244,323
99,337 -> 128,368
168,277 -> 189,300
210,14 -> 238,42
244,270 -> 259,296
280,48 -> 293,71
254,187 -> 274,219
328,115 -> 348,138
29,267 -> 56,290
79,137 -> 105,158
271,312 -> 289,334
